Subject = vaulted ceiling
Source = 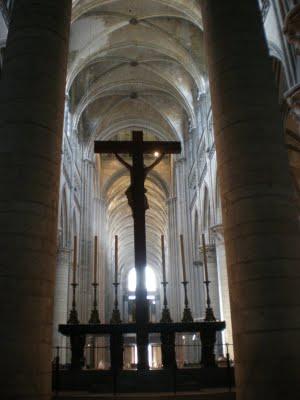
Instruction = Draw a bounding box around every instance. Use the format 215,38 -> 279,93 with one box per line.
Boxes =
69,0 -> 205,275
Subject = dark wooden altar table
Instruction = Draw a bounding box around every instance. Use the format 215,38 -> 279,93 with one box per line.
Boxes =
59,321 -> 225,371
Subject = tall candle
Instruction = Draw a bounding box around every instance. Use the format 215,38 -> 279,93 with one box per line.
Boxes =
115,235 -> 118,283
94,236 -> 98,283
161,235 -> 166,282
180,234 -> 187,281
202,233 -> 209,282
73,236 -> 77,284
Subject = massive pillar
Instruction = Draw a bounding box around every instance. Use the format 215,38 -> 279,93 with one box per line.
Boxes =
201,1 -> 300,399
0,1 -> 72,398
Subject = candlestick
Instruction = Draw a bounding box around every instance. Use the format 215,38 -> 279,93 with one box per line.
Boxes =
68,236 -> 79,324
181,280 -> 194,323
180,234 -> 187,281
68,283 -> 79,324
179,234 -> 193,322
160,235 -> 172,323
94,236 -> 98,283
161,235 -> 166,282
73,235 -> 77,284
89,282 -> 101,324
111,235 -> 121,324
110,282 -> 122,324
202,234 -> 209,282
115,235 -> 118,283
201,233 -> 216,322
89,236 -> 100,323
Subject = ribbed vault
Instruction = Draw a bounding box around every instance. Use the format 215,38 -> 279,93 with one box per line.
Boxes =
68,0 -> 204,281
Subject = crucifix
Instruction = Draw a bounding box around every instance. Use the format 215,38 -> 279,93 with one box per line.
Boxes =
95,131 -> 181,370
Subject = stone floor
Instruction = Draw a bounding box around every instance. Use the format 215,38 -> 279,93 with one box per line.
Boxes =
53,388 -> 236,399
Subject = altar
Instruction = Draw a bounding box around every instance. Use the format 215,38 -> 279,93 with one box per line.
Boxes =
54,131 -> 233,393
55,320 -> 232,393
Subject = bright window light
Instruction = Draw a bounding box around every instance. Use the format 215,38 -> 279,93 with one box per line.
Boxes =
128,268 -> 136,292
128,266 -> 157,292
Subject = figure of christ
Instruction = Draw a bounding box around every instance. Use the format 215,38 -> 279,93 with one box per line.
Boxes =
114,152 -> 165,212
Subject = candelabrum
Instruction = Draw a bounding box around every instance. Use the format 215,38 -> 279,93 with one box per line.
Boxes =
110,282 -> 122,324
160,281 -> 173,323
89,282 -> 101,324
68,283 -> 80,324
204,278 -> 216,322
181,281 -> 193,322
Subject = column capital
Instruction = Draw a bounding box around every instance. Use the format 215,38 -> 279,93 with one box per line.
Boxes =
199,243 -> 216,262
210,224 -> 224,244
57,246 -> 72,263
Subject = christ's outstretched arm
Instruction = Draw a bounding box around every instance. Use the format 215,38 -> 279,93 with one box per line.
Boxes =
114,153 -> 132,171
144,153 -> 165,177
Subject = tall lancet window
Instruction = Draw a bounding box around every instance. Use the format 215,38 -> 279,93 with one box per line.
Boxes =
126,266 -> 158,323
127,266 -> 157,293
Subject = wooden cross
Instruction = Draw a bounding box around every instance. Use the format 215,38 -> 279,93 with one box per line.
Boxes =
94,131 -> 181,370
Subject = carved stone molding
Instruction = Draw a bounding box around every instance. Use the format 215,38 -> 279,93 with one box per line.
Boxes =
286,83 -> 300,122
57,246 -> 72,264
210,224 -> 224,244
283,4 -> 300,54
199,243 -> 216,263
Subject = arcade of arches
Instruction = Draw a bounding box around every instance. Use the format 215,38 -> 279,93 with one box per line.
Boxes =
0,1 -> 299,399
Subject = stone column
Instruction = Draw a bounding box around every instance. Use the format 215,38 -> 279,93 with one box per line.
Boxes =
166,196 -> 181,321
174,157 -> 196,317
211,225 -> 233,358
200,243 -> 221,321
79,158 -> 95,322
52,246 -> 72,363
201,1 -> 300,399
0,1 -> 72,398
